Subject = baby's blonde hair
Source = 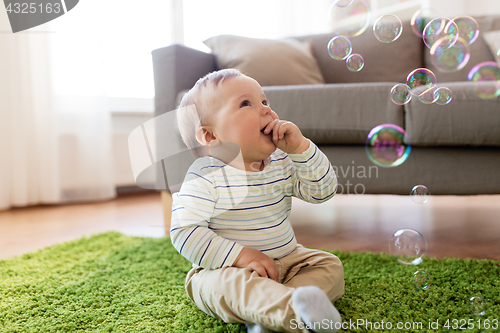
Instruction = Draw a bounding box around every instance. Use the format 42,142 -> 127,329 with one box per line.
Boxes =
176,69 -> 242,158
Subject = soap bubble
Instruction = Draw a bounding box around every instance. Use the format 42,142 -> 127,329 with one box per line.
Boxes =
389,228 -> 427,265
430,36 -> 470,73
365,124 -> 411,167
346,53 -> 364,71
411,8 -> 440,37
327,36 -> 352,60
390,83 -> 412,105
411,185 -> 431,204
328,0 -> 371,37
470,296 -> 487,316
412,270 -> 431,290
467,61 -> 500,99
453,16 -> 479,45
423,17 -> 459,49
332,0 -> 353,7
406,68 -> 437,96
435,87 -> 452,105
418,87 -> 439,104
373,14 -> 403,43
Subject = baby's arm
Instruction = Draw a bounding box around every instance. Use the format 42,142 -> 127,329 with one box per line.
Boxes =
289,139 -> 337,204
170,204 -> 243,269
264,116 -> 337,203
172,203 -> 278,279
170,164 -> 243,269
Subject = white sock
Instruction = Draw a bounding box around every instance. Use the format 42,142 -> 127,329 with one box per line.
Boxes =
291,286 -> 341,333
245,323 -> 276,333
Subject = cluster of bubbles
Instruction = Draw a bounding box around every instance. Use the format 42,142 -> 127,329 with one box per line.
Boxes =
396,10 -> 470,104
386,190 -> 488,316
328,3 -> 499,99
411,9 -> 500,99
389,229 -> 489,317
326,0 -> 370,72
327,35 -> 364,72
389,229 -> 431,290
390,68 -> 453,106
329,3 -> 493,313
412,10 -> 477,74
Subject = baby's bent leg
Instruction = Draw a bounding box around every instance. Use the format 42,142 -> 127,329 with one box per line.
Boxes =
185,266 -> 306,332
281,246 -> 344,302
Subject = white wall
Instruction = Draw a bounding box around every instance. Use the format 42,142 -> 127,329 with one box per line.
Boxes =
427,0 -> 500,17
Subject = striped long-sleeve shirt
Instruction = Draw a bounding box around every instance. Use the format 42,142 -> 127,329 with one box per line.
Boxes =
170,139 -> 337,269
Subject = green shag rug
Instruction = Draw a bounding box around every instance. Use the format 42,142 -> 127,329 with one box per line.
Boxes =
1,232 -> 499,332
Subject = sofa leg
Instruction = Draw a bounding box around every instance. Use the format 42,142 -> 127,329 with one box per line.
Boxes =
161,190 -> 173,235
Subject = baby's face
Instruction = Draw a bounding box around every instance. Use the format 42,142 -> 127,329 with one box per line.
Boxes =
209,75 -> 278,168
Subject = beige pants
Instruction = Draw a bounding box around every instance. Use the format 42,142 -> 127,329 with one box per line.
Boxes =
185,244 -> 345,333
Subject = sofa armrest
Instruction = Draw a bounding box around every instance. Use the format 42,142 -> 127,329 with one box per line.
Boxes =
151,44 -> 217,117
150,45 -> 216,194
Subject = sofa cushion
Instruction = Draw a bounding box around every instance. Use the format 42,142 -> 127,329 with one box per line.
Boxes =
423,15 -> 500,83
203,35 -> 326,86
483,30 -> 500,66
262,82 -> 404,145
296,20 -> 423,84
405,81 -> 500,147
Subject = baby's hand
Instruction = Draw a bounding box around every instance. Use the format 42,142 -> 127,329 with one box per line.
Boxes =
232,247 -> 279,282
262,116 -> 309,154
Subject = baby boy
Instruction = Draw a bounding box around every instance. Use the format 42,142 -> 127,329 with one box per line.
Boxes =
170,69 -> 344,333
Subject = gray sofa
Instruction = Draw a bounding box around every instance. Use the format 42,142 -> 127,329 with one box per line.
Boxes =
151,16 -> 500,196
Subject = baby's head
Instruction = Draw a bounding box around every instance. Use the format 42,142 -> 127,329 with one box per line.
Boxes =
177,69 -> 241,155
177,69 -> 278,168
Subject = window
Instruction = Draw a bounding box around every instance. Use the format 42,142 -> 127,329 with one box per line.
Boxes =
49,0 -> 171,108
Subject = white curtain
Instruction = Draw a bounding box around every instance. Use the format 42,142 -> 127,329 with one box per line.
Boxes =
0,1 -> 115,211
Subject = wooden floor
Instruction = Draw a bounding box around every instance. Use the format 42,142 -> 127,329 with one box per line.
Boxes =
1,191 -> 499,261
